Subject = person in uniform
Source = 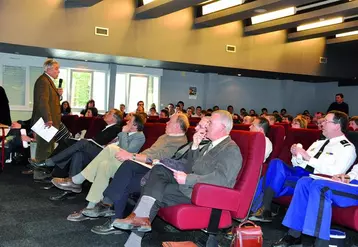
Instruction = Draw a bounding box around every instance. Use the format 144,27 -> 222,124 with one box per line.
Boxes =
272,164 -> 358,247
249,111 -> 356,222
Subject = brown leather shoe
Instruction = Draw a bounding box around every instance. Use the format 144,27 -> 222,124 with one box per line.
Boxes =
113,212 -> 151,232
51,177 -> 82,193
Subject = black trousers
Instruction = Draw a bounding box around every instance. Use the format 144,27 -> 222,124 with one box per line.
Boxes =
103,160 -> 149,219
51,139 -> 102,177
143,165 -> 192,222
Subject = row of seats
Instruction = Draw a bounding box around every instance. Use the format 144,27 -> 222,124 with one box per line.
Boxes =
61,116 -> 358,233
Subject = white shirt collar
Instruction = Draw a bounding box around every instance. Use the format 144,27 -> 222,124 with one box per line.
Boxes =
210,135 -> 229,149
45,73 -> 55,82
168,133 -> 186,137
102,123 -> 116,131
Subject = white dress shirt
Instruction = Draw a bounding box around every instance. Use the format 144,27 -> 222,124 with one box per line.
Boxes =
291,135 -> 356,176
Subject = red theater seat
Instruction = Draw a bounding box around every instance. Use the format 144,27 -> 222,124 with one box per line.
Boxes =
141,123 -> 166,152
266,125 -> 285,163
307,124 -> 319,129
84,117 -> 107,139
158,131 -> 265,241
232,124 -> 250,131
275,122 -> 290,135
61,115 -> 79,136
186,126 -> 195,143
189,118 -> 201,126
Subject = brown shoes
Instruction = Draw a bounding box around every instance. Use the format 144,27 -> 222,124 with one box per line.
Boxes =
113,212 -> 152,232
51,177 -> 82,193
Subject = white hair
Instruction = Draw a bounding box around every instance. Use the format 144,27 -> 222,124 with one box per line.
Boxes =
213,110 -> 233,133
43,59 -> 59,71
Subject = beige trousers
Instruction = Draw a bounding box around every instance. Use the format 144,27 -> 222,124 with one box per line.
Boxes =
81,144 -> 123,203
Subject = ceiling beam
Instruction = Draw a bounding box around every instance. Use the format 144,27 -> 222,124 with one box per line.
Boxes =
288,20 -> 358,42
64,0 -> 102,8
194,0 -> 317,28
135,0 -> 208,19
245,1 -> 358,35
327,35 -> 358,45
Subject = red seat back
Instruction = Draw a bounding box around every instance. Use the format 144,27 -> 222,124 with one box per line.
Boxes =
278,128 -> 322,165
158,118 -> 170,123
84,117 -> 107,139
232,124 -> 250,131
229,130 -> 265,219
74,117 -> 94,134
266,125 -> 285,163
186,126 -> 196,142
147,116 -> 159,123
189,118 -> 201,126
61,115 -> 79,136
141,123 -> 166,152
307,124 -> 318,129
275,122 -> 289,135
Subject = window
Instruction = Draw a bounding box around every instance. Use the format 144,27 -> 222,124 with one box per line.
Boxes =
114,73 -> 160,113
2,65 -> 27,107
68,70 -> 107,112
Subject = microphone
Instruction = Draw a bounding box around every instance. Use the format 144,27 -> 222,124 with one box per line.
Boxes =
58,78 -> 63,88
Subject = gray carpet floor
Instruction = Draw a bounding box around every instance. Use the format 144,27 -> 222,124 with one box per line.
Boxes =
0,163 -> 357,247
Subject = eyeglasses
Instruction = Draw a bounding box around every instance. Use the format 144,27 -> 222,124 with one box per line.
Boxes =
322,119 -> 336,124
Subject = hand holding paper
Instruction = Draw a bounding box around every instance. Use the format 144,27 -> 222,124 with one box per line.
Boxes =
31,118 -> 58,143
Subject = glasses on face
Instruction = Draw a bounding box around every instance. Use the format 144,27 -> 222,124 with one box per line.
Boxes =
322,119 -> 336,124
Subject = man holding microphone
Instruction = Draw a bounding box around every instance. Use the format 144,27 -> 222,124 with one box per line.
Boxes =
31,59 -> 63,163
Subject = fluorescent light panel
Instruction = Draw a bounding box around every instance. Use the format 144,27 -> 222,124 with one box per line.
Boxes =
336,30 -> 358,38
251,7 -> 296,25
297,17 -> 343,31
202,0 -> 245,15
143,0 -> 154,5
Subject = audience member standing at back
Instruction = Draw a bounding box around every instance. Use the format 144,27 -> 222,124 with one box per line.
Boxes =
31,59 -> 63,162
327,93 -> 349,115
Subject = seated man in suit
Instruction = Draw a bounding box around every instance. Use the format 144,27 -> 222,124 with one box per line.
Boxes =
272,164 -> 358,247
47,112 -> 145,181
32,108 -> 123,169
249,111 -> 356,223
52,113 -> 189,218
87,117 -> 210,234
249,117 -> 272,162
113,110 -> 243,247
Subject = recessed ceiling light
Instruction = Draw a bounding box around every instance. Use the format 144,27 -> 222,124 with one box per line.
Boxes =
254,9 -> 267,13
237,73 -> 242,76
297,17 -> 343,31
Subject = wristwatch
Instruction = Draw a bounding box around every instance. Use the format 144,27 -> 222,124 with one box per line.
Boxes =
132,153 -> 136,161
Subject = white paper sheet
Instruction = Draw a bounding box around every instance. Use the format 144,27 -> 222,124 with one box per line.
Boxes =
31,118 -> 58,143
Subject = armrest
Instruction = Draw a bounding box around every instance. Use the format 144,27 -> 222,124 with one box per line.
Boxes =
191,183 -> 240,212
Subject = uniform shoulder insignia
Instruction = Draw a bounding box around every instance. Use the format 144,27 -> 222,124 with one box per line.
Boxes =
340,140 -> 351,147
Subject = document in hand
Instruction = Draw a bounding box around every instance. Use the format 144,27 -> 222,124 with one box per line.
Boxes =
309,174 -> 358,187
31,118 -> 58,143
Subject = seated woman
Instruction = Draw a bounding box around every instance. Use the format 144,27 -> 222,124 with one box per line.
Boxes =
61,101 -> 72,116
80,100 -> 98,116
291,116 -> 307,129
83,107 -> 98,118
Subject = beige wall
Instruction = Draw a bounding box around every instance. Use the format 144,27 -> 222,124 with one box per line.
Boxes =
0,0 -> 326,76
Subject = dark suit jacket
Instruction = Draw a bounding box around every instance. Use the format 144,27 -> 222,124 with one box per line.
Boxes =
179,136 -> 243,198
93,124 -> 122,146
31,73 -> 61,128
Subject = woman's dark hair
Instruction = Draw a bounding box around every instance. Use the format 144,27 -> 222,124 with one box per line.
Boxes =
85,107 -> 98,117
61,101 -> 71,114
86,99 -> 95,109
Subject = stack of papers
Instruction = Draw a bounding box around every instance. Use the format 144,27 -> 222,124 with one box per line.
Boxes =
31,118 -> 58,143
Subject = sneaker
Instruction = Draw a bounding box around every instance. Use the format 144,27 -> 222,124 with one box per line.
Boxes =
91,219 -> 124,235
67,210 -> 99,222
249,206 -> 273,222
82,202 -> 115,218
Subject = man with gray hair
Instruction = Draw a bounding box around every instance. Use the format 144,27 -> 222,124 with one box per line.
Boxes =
114,110 -> 243,247
31,59 -> 63,162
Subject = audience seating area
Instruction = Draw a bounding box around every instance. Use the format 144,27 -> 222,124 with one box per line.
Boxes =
60,115 -> 358,232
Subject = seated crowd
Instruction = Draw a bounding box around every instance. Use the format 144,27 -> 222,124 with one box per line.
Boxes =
3,96 -> 358,247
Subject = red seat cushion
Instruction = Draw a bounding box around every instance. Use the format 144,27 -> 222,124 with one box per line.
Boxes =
158,204 -> 232,230
332,206 -> 358,231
